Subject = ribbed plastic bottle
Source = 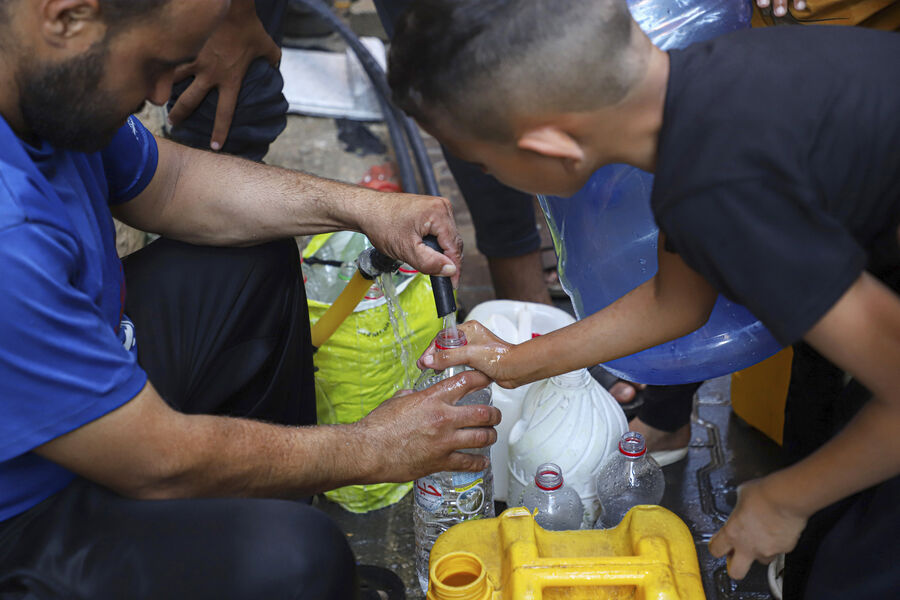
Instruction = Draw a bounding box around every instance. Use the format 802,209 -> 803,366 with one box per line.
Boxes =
413,328 -> 494,594
305,231 -> 369,302
594,431 -> 665,529
519,463 -> 584,531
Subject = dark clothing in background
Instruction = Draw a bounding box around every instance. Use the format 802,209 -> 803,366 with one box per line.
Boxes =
0,239 -> 354,599
166,0 -> 290,161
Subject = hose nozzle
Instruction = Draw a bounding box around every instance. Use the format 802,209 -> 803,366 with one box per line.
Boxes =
423,236 -> 457,318
357,247 -> 401,280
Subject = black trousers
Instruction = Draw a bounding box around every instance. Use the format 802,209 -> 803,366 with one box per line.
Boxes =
0,239 -> 357,600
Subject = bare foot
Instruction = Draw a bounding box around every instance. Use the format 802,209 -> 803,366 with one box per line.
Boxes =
628,417 -> 690,452
609,380 -> 646,404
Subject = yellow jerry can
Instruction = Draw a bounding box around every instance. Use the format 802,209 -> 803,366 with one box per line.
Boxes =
427,505 -> 705,600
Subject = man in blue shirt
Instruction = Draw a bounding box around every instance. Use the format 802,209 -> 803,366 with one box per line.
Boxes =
0,1 -> 500,597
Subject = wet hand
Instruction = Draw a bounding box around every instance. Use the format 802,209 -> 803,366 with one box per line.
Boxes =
360,192 -> 463,287
166,0 -> 281,151
357,371 -> 501,482
418,321 -> 520,388
708,477 -> 808,580
756,0 -> 806,18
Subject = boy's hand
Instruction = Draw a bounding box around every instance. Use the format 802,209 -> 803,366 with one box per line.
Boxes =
709,477 -> 809,579
418,321 -> 524,388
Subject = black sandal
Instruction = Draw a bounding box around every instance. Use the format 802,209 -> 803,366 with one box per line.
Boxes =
358,564 -> 406,600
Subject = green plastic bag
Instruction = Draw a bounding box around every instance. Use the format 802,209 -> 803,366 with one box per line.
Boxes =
304,233 -> 444,513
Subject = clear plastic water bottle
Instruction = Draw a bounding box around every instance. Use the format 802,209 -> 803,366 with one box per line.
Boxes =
413,328 -> 494,593
519,463 -> 585,531
305,232 -> 370,303
594,431 -> 664,529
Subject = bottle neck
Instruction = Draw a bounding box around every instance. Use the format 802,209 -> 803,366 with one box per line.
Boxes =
534,462 -> 565,491
618,432 -> 647,459
435,328 -> 467,350
548,368 -> 590,388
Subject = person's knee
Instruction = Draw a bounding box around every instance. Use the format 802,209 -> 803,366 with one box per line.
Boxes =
232,501 -> 357,599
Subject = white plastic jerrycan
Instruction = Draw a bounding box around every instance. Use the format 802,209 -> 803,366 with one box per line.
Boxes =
507,368 -> 628,528
464,301 -> 576,502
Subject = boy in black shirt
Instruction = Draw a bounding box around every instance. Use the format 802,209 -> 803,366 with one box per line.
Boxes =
388,0 -> 900,596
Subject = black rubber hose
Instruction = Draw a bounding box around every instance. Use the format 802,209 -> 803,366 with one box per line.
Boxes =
289,0 -> 455,316
423,236 -> 457,318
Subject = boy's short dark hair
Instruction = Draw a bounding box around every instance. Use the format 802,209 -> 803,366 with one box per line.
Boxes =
388,0 -> 641,141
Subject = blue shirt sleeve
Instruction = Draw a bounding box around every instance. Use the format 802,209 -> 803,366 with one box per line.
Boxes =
101,116 -> 159,205
0,222 -> 147,461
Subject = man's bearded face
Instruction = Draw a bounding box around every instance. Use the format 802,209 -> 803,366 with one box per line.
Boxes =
17,40 -> 140,153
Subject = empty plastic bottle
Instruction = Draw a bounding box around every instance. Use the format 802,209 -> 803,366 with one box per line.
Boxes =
593,431 -> 665,529
305,231 -> 370,303
412,328 -> 494,593
519,463 -> 585,531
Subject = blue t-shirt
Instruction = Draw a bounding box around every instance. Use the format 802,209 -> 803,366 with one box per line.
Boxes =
0,115 -> 158,521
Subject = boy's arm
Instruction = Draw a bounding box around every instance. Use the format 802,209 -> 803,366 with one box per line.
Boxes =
710,272 -> 900,579
112,137 -> 462,282
420,235 -> 719,387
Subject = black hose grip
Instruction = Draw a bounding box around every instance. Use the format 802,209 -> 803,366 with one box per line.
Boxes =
423,235 -> 457,318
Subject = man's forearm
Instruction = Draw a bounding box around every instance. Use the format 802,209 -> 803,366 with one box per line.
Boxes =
115,137 -> 380,246
147,415 -> 375,500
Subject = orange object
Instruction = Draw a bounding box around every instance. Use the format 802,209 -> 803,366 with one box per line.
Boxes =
730,347 -> 793,446
427,506 -> 704,599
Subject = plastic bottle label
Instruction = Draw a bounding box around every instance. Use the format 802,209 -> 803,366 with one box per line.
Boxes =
456,484 -> 486,515
414,476 -> 443,513
451,470 -> 485,489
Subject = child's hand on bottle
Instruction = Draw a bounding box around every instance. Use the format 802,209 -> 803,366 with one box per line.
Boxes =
418,321 -> 522,388
708,476 -> 809,580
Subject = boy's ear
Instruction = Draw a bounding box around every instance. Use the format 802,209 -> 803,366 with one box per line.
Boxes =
41,0 -> 104,48
517,126 -> 585,163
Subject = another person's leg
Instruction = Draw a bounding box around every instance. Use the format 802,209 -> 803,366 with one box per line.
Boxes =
123,237 -> 316,426
0,479 -> 356,600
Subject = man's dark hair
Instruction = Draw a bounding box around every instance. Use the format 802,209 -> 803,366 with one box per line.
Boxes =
388,0 -> 643,141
